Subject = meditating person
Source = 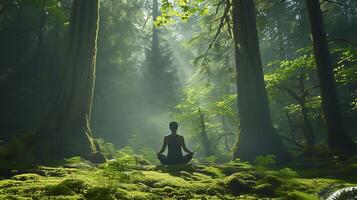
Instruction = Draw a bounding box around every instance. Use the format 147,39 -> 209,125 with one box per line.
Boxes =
157,121 -> 194,165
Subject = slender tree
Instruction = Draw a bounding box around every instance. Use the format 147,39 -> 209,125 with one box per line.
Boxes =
34,0 -> 100,159
305,0 -> 357,152
231,0 -> 288,161
146,0 -> 178,108
198,107 -> 213,156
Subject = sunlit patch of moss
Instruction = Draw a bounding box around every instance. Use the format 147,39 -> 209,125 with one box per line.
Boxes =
132,171 -> 191,189
11,173 -> 42,181
289,190 -> 319,200
218,162 -> 255,176
0,195 -> 32,200
201,166 -> 224,178
119,183 -> 149,192
191,172 -> 213,182
126,191 -> 159,200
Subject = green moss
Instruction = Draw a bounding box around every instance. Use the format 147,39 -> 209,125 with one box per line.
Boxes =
224,172 -> 257,195
45,184 -> 75,196
84,187 -> 125,200
262,175 -> 283,186
126,191 -> 159,200
254,183 -> 275,196
201,166 -> 224,178
11,174 -> 42,181
58,179 -> 86,193
135,171 -> 192,188
288,190 -> 319,200
0,195 -> 32,200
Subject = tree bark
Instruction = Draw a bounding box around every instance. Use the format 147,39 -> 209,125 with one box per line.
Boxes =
198,107 -> 213,156
34,0 -> 100,160
305,0 -> 357,152
231,0 -> 288,161
298,70 -> 315,147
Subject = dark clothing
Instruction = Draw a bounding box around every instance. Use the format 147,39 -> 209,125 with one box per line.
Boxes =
158,153 -> 193,165
167,134 -> 183,161
158,134 -> 193,165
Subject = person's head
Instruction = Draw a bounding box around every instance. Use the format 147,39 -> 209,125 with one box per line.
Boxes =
169,121 -> 178,132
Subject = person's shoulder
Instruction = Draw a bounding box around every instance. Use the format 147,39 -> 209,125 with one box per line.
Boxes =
178,135 -> 184,139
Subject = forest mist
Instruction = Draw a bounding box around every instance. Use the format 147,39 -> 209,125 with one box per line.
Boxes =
0,0 -> 356,163
0,0 -> 357,199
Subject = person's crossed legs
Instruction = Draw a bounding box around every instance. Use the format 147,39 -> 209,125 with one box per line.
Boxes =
157,153 -> 193,165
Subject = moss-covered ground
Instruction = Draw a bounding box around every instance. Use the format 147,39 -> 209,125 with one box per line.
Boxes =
0,154 -> 356,200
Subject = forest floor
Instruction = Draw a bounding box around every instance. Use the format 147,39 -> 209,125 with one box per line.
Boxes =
0,153 -> 356,200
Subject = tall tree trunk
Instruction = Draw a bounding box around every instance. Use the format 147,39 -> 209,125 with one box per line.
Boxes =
305,0 -> 357,152
34,0 -> 100,160
198,107 -> 213,156
232,0 -> 288,161
298,71 -> 315,147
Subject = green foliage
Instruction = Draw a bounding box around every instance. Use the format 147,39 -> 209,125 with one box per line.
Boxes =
156,0 -> 208,26
94,138 -> 116,159
253,155 -> 277,169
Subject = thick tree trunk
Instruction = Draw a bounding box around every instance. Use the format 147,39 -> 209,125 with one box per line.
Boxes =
305,0 -> 357,152
232,0 -> 288,161
34,0 -> 100,160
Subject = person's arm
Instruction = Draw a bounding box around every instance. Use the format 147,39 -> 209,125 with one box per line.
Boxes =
158,136 -> 168,154
181,136 -> 193,154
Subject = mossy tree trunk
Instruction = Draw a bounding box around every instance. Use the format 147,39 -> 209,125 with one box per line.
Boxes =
231,0 -> 287,161
34,0 -> 100,160
305,0 -> 357,152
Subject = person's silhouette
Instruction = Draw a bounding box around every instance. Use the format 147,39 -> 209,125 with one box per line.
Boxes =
157,121 -> 193,165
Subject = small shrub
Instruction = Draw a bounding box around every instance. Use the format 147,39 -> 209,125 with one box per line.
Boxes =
253,155 -> 276,169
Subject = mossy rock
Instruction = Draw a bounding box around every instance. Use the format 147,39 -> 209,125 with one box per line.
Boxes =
45,184 -> 75,196
254,183 -> 275,196
45,178 -> 87,196
263,175 -> 283,186
58,179 -> 87,193
137,171 -> 191,189
0,195 -> 32,200
287,190 -> 319,200
225,172 -> 257,195
11,173 -> 42,181
218,162 -> 255,176
155,164 -> 196,173
162,186 -> 174,193
90,152 -> 107,164
201,166 -> 224,178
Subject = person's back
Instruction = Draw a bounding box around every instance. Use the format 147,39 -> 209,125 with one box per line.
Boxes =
166,134 -> 183,163
157,122 -> 193,165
